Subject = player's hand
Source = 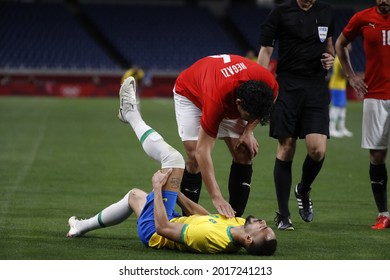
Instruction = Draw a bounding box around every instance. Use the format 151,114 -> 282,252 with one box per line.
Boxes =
348,74 -> 368,98
152,168 -> 172,191
212,196 -> 236,218
235,134 -> 259,160
320,53 -> 334,70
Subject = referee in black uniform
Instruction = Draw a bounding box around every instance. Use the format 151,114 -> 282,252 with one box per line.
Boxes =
257,0 -> 335,230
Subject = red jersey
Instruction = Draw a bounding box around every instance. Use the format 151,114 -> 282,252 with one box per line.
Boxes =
174,54 -> 278,138
342,7 -> 390,99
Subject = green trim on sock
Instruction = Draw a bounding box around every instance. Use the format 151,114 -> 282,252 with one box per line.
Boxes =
98,212 -> 106,228
140,129 -> 155,145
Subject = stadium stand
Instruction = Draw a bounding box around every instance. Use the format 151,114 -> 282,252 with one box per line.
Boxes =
227,5 -> 272,55
81,3 -> 243,72
0,0 -> 366,97
0,2 -> 120,71
0,1 -> 365,72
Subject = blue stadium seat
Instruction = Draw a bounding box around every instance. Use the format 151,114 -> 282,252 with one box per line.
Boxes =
0,2 -> 365,73
227,5 -> 272,53
0,3 -> 120,70
82,4 -> 242,71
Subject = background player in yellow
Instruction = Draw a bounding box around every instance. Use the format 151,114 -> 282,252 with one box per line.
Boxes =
121,64 -> 145,84
329,45 -> 353,138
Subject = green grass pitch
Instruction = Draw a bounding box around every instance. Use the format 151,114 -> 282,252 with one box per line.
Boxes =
0,96 -> 388,260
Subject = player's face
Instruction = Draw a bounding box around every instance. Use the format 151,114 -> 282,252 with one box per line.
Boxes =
244,215 -> 266,227
244,216 -> 270,233
237,103 -> 254,122
297,0 -> 316,10
377,0 -> 390,15
244,215 -> 276,242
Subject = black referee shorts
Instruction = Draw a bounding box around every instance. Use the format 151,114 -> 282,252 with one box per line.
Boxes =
270,74 -> 330,140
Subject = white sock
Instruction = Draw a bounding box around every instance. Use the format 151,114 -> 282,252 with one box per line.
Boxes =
122,104 -> 167,163
329,106 -> 338,131
124,106 -> 143,130
133,122 -> 183,168
126,107 -> 172,165
133,121 -> 153,142
77,191 -> 133,233
339,107 -> 347,131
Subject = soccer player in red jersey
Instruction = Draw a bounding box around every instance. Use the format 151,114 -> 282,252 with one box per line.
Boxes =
336,0 -> 390,230
173,54 -> 278,218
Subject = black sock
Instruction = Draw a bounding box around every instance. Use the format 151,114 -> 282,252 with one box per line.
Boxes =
274,158 -> 292,217
370,163 -> 388,213
298,155 -> 324,194
228,161 -> 252,217
180,169 -> 202,203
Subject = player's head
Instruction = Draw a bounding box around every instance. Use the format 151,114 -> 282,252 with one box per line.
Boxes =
236,80 -> 275,125
377,0 -> 390,15
297,0 -> 316,10
243,215 -> 277,256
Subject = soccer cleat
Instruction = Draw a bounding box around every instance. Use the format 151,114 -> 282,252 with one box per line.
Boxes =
274,212 -> 294,230
118,76 -> 138,123
340,128 -> 353,137
330,129 -> 343,138
295,184 -> 314,222
370,215 -> 390,230
67,216 -> 85,237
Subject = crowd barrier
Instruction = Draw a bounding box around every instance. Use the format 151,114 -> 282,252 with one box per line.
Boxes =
0,74 -> 177,98
0,73 -> 360,101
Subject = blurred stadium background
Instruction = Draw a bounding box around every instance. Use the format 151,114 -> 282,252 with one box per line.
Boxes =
0,0 -> 368,99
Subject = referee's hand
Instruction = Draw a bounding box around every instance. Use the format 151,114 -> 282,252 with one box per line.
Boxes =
321,53 -> 334,70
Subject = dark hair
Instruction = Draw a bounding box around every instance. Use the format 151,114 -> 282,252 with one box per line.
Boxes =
247,238 -> 277,256
236,80 -> 275,125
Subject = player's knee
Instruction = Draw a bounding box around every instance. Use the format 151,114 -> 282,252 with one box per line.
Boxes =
308,147 -> 326,161
184,144 -> 199,170
232,146 -> 253,164
162,149 -> 185,169
128,188 -> 141,204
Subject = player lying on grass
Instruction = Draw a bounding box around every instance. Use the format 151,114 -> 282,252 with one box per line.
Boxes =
66,77 -> 277,255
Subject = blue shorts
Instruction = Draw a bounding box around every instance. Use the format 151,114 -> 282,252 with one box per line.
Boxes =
330,89 -> 347,107
137,191 -> 181,246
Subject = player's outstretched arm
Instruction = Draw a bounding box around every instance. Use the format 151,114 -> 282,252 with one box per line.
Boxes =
152,169 -> 184,242
196,128 -> 235,218
177,192 -> 210,216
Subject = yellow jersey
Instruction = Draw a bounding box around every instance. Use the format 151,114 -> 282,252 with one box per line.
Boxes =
148,214 -> 244,254
328,56 -> 347,90
121,68 -> 145,84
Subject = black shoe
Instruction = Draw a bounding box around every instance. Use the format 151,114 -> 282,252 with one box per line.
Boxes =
274,212 -> 294,230
294,184 -> 314,222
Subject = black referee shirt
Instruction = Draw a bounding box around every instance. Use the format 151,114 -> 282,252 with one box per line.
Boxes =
260,0 -> 334,78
